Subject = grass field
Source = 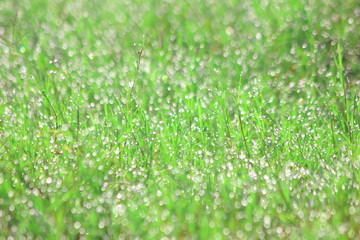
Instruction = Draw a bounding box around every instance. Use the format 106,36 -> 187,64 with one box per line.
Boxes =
0,0 -> 359,239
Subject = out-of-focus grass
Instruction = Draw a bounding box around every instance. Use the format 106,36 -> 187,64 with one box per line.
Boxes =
0,0 -> 359,239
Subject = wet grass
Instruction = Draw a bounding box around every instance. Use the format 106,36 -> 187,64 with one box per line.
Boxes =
0,0 -> 359,239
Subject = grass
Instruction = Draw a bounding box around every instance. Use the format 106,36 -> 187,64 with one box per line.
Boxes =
0,0 -> 359,239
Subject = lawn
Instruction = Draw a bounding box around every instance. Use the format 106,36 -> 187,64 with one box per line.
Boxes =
0,0 -> 359,239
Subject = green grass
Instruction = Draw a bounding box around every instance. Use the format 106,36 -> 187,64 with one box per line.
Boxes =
0,0 -> 359,239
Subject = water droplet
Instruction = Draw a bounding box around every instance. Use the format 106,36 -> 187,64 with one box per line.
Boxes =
226,27 -> 234,36
46,177 -> 52,184
74,221 -> 81,229
263,215 -> 271,228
